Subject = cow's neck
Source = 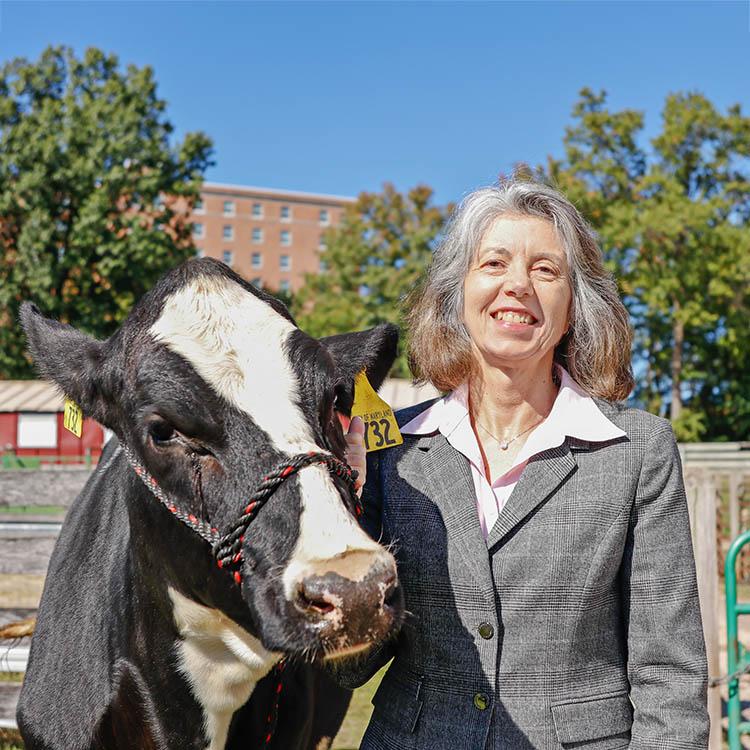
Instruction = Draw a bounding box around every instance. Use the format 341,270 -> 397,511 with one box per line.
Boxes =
167,587 -> 281,750
126,474 -> 281,750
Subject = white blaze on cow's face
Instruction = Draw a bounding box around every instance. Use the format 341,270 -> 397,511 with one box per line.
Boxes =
149,276 -> 383,598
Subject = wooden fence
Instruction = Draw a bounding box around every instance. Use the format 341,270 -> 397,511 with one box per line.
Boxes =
683,443 -> 750,750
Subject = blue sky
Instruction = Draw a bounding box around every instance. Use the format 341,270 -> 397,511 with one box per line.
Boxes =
1,0 -> 748,205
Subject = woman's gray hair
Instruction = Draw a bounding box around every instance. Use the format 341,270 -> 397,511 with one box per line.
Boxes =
406,179 -> 634,400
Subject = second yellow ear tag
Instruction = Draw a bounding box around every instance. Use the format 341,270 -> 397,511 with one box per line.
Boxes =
351,371 -> 403,452
63,398 -> 83,438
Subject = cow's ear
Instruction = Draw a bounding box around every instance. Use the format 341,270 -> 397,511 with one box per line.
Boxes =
19,302 -> 114,425
321,323 -> 399,396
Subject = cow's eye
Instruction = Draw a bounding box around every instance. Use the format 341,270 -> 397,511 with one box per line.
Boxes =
149,420 -> 177,446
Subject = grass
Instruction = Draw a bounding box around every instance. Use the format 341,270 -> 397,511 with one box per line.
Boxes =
332,667 -> 383,749
0,506 -> 66,516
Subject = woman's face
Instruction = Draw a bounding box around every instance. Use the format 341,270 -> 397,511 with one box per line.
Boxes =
462,213 -> 572,373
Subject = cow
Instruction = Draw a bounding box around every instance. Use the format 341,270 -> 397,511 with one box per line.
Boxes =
16,258 -> 404,750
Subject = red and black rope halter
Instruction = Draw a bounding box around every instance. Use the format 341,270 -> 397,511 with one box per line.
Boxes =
121,443 -> 361,585
121,443 -> 361,747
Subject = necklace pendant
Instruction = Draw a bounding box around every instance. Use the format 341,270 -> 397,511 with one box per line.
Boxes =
500,441 -> 509,450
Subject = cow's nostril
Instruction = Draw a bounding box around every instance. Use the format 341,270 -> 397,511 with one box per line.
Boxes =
295,579 -> 338,617
383,575 -> 399,608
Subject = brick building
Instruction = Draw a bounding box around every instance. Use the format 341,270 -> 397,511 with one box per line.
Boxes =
190,182 -> 354,292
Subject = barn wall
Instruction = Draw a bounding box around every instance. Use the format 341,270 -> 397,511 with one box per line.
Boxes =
0,413 -> 17,451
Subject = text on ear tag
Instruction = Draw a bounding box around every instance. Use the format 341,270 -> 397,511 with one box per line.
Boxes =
350,371 -> 403,453
63,398 -> 83,438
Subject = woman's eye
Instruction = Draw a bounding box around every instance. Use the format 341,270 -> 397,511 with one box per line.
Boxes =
484,259 -> 506,270
149,421 -> 177,445
533,265 -> 557,276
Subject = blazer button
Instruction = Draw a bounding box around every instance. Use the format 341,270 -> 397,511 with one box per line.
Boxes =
478,622 -> 494,639
473,692 -> 490,711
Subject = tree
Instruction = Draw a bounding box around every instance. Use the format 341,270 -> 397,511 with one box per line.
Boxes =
293,183 -> 451,377
545,89 -> 750,441
0,46 -> 213,377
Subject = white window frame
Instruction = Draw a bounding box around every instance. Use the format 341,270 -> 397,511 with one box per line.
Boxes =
252,227 -> 263,244
280,205 -> 291,222
223,200 -> 236,217
222,250 -> 234,266
17,413 -> 58,449
194,198 -> 205,214
251,252 -> 263,269
280,230 -> 291,247
192,222 -> 205,239
280,254 -> 291,271
319,209 -> 330,226
252,203 -> 264,218
222,225 -> 234,241
279,280 -> 291,293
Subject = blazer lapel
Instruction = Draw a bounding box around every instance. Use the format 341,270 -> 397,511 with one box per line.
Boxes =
486,441 -> 578,552
418,433 -> 497,609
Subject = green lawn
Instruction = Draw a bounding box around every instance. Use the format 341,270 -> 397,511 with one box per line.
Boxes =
332,667 -> 383,749
0,505 -> 66,516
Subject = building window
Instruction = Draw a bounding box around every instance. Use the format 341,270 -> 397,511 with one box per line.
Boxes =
319,209 -> 329,225
252,203 -> 263,218
192,223 -> 204,239
251,252 -> 262,269
280,254 -> 291,271
318,234 -> 327,250
17,413 -> 58,448
195,248 -> 204,258
223,225 -> 234,241
279,280 -> 291,293
280,230 -> 291,246
251,277 -> 262,288
280,205 -> 291,221
222,250 -> 233,266
319,259 -> 328,272
194,198 -> 205,214
252,227 -> 263,244
223,200 -> 235,216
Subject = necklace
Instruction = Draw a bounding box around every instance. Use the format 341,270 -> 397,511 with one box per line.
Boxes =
476,415 -> 546,451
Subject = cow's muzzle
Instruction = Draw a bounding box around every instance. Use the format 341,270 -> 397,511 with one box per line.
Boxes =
292,550 -> 403,656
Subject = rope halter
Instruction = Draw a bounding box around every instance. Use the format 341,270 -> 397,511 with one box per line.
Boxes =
121,443 -> 361,585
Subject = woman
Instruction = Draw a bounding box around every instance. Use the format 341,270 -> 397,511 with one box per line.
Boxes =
341,180 -> 709,749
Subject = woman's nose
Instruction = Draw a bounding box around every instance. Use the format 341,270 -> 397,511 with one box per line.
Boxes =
503,265 -> 532,297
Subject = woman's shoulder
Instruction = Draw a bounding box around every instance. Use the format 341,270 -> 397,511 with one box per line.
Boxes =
394,398 -> 442,429
593,398 -> 677,447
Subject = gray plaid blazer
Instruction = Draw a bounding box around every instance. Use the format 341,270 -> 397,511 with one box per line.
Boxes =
337,399 -> 709,750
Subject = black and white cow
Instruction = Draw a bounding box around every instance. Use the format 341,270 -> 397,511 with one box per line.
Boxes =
17,258 -> 404,750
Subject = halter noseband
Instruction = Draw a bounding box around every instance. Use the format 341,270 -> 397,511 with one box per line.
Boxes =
122,444 -> 361,585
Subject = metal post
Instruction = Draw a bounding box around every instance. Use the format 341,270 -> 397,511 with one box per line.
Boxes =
725,529 -> 750,749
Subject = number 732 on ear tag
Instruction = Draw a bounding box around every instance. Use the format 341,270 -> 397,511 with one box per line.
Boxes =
350,371 -> 403,453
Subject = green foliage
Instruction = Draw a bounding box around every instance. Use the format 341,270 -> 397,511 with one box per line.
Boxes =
293,184 -> 451,377
0,46 -> 213,377
546,89 -> 750,440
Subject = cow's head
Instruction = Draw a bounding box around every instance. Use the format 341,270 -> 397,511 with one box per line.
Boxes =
20,258 -> 403,661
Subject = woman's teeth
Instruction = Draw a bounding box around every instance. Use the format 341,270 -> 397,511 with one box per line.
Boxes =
493,311 -> 535,324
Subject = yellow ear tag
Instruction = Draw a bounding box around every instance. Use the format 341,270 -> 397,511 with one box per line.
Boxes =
63,398 -> 83,438
350,371 -> 403,453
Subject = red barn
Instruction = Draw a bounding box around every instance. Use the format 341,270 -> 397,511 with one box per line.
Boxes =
0,380 -> 105,465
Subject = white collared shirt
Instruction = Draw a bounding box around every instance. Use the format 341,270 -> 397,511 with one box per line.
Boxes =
400,367 -> 626,540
